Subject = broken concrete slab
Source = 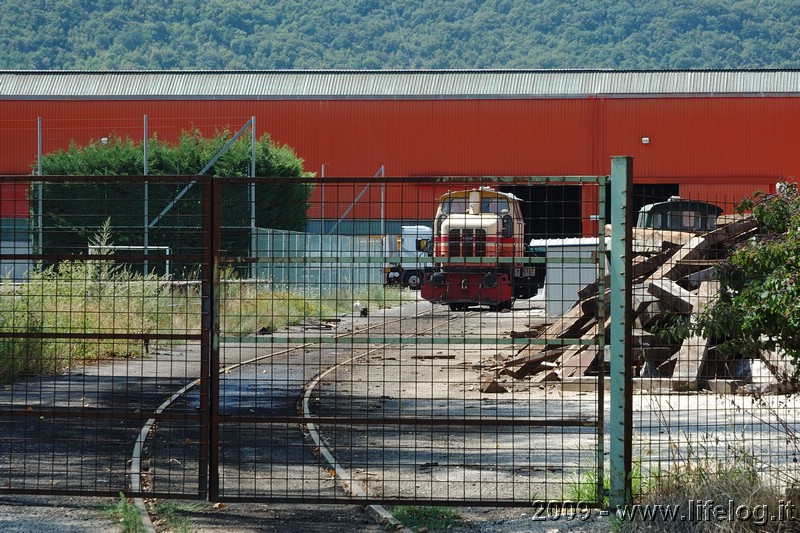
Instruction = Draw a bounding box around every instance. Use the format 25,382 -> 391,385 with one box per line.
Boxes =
648,235 -> 709,281
631,226 -> 696,253
647,279 -> 695,314
706,379 -> 745,394
636,300 -> 671,329
560,345 -> 599,378
671,281 -> 719,391
760,348 -> 797,383
480,375 -> 508,393
493,347 -> 565,378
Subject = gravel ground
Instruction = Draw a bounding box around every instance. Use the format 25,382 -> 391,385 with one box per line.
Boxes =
0,496 -> 615,532
0,496 -> 119,533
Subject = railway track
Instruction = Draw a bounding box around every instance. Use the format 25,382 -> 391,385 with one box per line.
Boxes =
2,292 -> 602,509
130,298 -> 487,500
301,305 -> 483,499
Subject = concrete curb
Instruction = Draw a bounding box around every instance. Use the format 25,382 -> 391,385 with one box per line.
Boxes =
302,348 -> 414,533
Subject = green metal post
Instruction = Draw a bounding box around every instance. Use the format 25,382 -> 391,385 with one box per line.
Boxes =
609,156 -> 633,508
595,174 -> 607,506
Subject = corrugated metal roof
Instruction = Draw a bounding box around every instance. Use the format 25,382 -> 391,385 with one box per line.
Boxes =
2,70 -> 800,99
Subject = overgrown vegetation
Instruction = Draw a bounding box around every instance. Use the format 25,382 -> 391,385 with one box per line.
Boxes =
616,447 -> 787,532
0,270 -> 402,383
4,0 -> 800,69
672,182 -> 800,370
0,252 -> 403,384
391,506 -> 460,532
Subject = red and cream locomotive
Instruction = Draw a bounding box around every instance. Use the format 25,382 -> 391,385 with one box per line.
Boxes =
420,186 -> 540,311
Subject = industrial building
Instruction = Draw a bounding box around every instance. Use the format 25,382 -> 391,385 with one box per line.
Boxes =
1,69 -> 798,252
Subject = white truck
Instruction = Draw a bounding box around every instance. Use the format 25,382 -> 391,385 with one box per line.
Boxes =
383,225 -> 433,289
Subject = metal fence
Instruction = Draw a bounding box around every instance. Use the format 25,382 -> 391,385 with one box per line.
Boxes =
251,228 -> 384,289
626,179 -> 800,520
0,174 -> 215,499
1,167 -> 797,521
0,172 -> 608,507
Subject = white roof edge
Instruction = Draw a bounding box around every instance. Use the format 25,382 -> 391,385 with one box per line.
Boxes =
2,70 -> 800,99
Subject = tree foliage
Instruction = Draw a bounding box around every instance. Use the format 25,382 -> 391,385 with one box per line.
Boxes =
3,0 -> 800,70
36,130 -> 313,276
693,183 -> 800,367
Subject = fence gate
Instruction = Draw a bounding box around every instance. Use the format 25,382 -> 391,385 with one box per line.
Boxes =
0,173 -> 610,510
211,173 -> 610,509
0,175 -> 215,499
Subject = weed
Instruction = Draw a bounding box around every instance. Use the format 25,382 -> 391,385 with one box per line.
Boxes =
565,457 -> 656,508
106,492 -> 144,533
391,505 -> 460,531
150,500 -> 202,533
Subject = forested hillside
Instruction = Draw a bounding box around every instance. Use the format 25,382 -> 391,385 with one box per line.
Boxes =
3,0 -> 799,70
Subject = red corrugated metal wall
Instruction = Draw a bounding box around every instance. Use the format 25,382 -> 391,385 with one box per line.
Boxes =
1,96 -> 798,219
602,97 -> 800,181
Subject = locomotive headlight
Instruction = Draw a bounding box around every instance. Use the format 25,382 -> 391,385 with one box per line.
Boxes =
431,273 -> 445,287
482,273 -> 498,288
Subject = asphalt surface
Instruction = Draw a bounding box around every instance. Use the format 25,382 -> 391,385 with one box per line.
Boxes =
0,293 -> 614,531
2,291 -> 797,531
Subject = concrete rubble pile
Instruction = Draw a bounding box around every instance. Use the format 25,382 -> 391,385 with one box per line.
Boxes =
489,215 -> 798,394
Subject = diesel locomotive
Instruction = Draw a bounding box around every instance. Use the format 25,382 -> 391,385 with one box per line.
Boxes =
420,186 -> 540,311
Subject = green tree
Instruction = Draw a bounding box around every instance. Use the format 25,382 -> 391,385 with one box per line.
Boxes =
6,0 -> 800,69
35,129 -> 313,276
692,182 -> 800,370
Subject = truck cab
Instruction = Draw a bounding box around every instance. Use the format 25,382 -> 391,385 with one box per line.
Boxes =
384,225 -> 433,289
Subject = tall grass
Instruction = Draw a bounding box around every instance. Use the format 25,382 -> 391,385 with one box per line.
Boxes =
611,416 -> 798,533
615,448 -> 787,533
0,261 -> 403,384
565,457 -> 655,506
105,492 -> 145,533
0,261 -> 194,382
218,277 -> 402,335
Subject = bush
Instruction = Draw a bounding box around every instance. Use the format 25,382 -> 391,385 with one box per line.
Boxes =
691,182 -> 800,367
33,129 -> 314,277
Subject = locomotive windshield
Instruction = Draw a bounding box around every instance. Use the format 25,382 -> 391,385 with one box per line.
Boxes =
441,198 -> 468,214
481,198 -> 509,213
440,197 -> 509,214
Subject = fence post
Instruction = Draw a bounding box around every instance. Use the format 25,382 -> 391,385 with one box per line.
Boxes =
37,117 -> 43,254
609,156 -> 633,508
200,175 -> 221,500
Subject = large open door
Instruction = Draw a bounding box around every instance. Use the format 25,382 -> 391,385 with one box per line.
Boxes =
506,184 -> 583,240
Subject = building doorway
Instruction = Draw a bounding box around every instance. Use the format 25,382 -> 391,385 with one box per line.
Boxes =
506,184 -> 583,240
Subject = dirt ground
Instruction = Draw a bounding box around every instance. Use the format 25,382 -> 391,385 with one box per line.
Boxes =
0,495 -> 615,532
3,295 -> 794,532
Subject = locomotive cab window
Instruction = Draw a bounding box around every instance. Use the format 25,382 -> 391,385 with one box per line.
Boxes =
481,198 -> 509,214
442,199 -> 468,214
